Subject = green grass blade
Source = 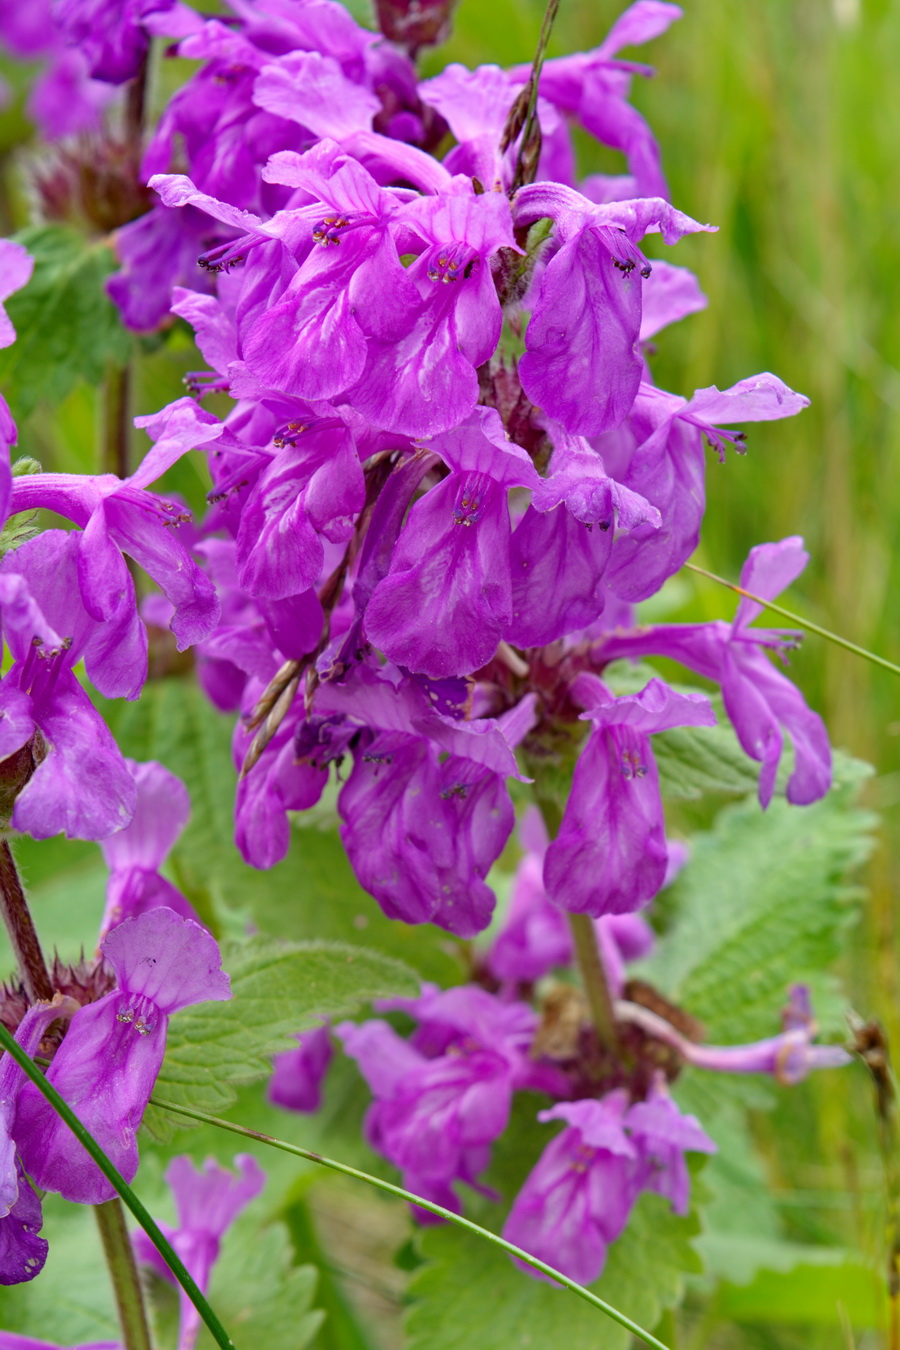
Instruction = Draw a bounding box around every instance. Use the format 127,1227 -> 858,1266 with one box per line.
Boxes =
150,1094 -> 672,1350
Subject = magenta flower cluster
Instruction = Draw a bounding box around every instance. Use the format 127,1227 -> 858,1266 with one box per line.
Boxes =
0,0 -> 848,1301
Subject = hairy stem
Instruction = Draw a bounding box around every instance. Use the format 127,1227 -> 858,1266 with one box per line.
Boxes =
94,1199 -> 154,1350
125,53 -> 149,155
684,560 -> 900,679
0,841 -> 53,1004
533,793 -> 620,1053
0,1023 -> 234,1350
149,1094 -> 670,1350
103,361 -> 132,480
509,0 -> 561,192
567,912 -> 620,1055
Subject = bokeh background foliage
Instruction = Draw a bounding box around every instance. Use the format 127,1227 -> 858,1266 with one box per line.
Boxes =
0,0 -> 897,1346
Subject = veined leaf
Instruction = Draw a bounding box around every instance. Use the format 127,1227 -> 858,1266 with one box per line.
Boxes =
145,938 -> 420,1140
642,754 -> 875,1042
405,1191 -> 701,1350
0,224 -> 128,419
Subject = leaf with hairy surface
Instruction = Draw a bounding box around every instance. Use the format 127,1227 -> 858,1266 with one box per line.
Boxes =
144,938 -> 420,1141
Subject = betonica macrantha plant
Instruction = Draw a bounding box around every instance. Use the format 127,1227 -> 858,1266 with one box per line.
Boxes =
0,0 -> 862,1332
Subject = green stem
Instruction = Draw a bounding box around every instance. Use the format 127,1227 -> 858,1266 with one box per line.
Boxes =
94,1199 -> 154,1350
684,560 -> 900,679
148,1095 -> 670,1350
567,912 -> 620,1055
0,1024 -> 235,1350
532,794 -> 620,1054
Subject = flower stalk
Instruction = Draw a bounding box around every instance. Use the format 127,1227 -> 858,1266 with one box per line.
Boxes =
94,1199 -> 154,1350
0,841 -> 53,1005
567,911 -> 620,1056
102,361 -> 132,480
507,0 -> 562,192
534,792 -> 619,1053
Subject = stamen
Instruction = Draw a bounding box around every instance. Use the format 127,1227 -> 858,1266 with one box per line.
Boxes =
312,216 -> 350,246
620,748 -> 647,780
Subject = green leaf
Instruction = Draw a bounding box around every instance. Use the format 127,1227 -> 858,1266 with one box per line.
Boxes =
284,1196 -> 383,1350
641,754 -> 875,1042
146,938 -> 420,1139
0,224 -> 128,419
405,1191 -> 701,1350
199,1217 -> 323,1350
652,712 -> 763,800
224,822 -> 466,987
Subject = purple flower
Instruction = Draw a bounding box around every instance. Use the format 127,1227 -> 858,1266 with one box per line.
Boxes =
26,45 -> 114,140
232,406 -> 365,603
52,0 -> 179,84
625,1077 -> 715,1214
486,808 -> 657,991
17,909 -> 230,1204
598,376 -> 811,603
514,187 -> 714,439
486,809 -> 572,986
504,1080 -> 714,1285
0,240 -> 33,351
314,663 -> 534,934
231,143 -> 418,403
252,49 -> 381,139
134,1153 -> 264,1350
0,531 -> 141,840
365,409 -> 540,677
233,694 -> 328,870
0,6 -> 112,139
0,1338 -> 118,1350
521,1 -> 684,200
269,1026 -> 333,1113
0,999 -> 75,1286
107,205 -> 218,334
344,186 -> 517,436
9,398 -> 222,650
619,985 -> 851,1085
418,63 -> 570,192
338,987 -> 551,1217
638,260 -> 706,341
506,424 -> 660,648
98,760 -> 200,937
597,536 -> 831,805
502,1093 -> 637,1285
543,676 -> 715,917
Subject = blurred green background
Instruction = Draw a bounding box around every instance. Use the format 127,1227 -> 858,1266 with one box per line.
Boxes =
0,1 -> 898,1346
